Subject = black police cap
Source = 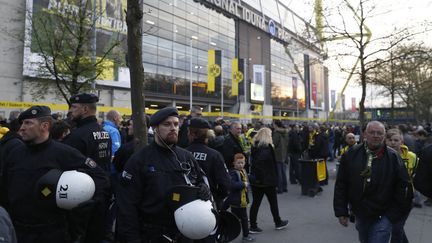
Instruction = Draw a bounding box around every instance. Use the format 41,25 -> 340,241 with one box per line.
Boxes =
18,106 -> 51,123
149,107 -> 179,126
69,93 -> 99,104
189,118 -> 211,129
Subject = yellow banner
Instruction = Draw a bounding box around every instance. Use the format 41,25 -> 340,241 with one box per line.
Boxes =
207,50 -> 216,92
231,58 -> 244,96
207,50 -> 221,92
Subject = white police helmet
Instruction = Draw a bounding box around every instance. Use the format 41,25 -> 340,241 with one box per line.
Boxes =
168,185 -> 217,240
35,169 -> 95,210
174,199 -> 217,239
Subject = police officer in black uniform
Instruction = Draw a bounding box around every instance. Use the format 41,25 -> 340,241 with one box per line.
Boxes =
186,118 -> 230,210
1,106 -> 109,243
63,93 -> 112,172
116,107 -> 211,243
63,93 -> 112,243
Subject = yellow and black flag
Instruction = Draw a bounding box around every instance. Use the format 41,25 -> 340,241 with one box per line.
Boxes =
207,50 -> 221,92
231,58 -> 244,96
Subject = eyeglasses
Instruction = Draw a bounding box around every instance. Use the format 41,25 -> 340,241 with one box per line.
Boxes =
367,131 -> 385,136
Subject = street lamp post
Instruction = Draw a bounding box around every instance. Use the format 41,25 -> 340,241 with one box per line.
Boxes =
189,36 -> 198,111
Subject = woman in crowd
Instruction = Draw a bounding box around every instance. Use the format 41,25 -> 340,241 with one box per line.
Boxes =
248,127 -> 289,233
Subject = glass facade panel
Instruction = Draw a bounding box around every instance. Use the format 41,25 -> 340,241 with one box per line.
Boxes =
270,39 -> 306,110
140,0 -> 236,101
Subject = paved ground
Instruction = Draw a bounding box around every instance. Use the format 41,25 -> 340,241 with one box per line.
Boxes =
229,161 -> 432,243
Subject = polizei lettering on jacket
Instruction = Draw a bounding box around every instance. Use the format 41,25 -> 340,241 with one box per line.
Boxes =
193,152 -> 207,161
93,131 -> 110,140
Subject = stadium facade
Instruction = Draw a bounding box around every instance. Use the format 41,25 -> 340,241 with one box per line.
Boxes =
0,0 -> 329,121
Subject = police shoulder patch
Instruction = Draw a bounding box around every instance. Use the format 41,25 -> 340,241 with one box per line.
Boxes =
85,158 -> 97,168
122,171 -> 133,180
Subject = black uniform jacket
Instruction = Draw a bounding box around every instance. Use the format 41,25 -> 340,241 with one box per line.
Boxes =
3,139 -> 109,226
116,142 -> 206,242
186,142 -> 230,201
63,116 -> 112,172
334,144 -> 413,223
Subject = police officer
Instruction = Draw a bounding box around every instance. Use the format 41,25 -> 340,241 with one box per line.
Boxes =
1,106 -> 109,242
116,107 -> 211,243
186,118 -> 230,210
63,93 -> 112,243
63,93 -> 112,172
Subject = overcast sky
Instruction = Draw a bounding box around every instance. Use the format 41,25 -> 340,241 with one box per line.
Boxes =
280,0 -> 432,108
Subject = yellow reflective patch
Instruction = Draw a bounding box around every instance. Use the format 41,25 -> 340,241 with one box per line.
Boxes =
41,187 -> 52,197
172,193 -> 180,202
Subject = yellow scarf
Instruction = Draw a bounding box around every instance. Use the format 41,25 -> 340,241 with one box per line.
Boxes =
239,169 -> 248,207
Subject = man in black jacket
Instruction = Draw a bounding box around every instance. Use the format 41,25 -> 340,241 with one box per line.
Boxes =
221,121 -> 247,171
333,121 -> 412,243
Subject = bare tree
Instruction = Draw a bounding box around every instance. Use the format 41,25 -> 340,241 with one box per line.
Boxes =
28,0 -> 123,105
390,44 -> 432,122
323,0 -> 416,127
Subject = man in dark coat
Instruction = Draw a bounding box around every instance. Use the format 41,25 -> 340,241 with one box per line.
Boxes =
272,120 -> 289,193
221,121 -> 247,171
334,121 -> 413,243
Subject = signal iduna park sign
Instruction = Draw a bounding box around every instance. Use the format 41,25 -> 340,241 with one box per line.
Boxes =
196,0 -> 292,44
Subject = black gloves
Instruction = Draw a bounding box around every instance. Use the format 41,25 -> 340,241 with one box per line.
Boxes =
198,183 -> 212,201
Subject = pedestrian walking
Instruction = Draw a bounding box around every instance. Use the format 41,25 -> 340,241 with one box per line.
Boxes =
334,121 -> 413,243
248,127 -> 289,233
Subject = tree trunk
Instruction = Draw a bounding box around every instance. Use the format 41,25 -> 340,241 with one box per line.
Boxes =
359,47 -> 367,130
127,0 -> 147,149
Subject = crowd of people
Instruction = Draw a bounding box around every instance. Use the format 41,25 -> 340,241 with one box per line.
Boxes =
1,93 -> 432,243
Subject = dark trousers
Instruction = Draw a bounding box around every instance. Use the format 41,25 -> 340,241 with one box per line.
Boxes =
391,209 -> 411,243
231,207 -> 249,237
249,186 -> 281,227
289,153 -> 301,183
276,161 -> 288,192
16,224 -> 68,243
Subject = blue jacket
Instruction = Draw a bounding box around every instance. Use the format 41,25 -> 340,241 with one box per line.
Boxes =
103,120 -> 121,155
226,169 -> 249,207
